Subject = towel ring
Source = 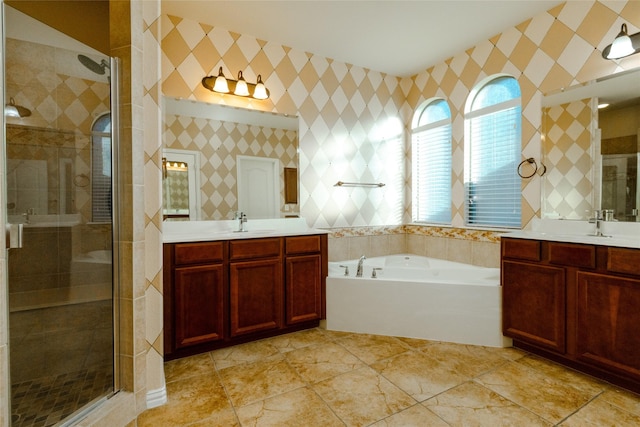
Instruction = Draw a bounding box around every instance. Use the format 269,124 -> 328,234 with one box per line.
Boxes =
517,158 -> 538,179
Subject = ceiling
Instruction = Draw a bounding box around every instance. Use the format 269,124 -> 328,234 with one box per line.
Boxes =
161,0 -> 563,77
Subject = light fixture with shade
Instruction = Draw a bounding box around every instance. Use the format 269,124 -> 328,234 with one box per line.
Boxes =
603,23 -> 640,60
253,75 -> 269,100
4,97 -> 31,117
234,71 -> 250,96
202,68 -> 270,99
212,67 -> 230,93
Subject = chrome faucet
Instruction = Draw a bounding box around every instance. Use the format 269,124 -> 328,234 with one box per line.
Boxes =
22,207 -> 34,224
234,211 -> 248,232
356,255 -> 366,277
588,209 -> 605,236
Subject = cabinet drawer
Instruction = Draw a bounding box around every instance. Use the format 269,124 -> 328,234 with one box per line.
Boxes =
174,242 -> 225,265
230,238 -> 282,260
286,235 -> 321,255
608,247 -> 640,277
502,238 -> 541,261
548,242 -> 596,269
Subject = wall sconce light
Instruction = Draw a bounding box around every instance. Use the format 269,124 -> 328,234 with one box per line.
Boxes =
4,97 -> 31,117
603,23 -> 640,60
162,157 -> 188,176
202,67 -> 270,100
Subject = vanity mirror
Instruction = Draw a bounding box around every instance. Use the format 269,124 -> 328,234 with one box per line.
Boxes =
163,97 -> 299,220
541,68 -> 640,222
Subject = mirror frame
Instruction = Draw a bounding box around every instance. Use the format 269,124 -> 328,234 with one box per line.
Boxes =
162,97 -> 299,221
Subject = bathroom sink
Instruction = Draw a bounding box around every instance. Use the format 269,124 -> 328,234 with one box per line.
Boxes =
242,229 -> 276,235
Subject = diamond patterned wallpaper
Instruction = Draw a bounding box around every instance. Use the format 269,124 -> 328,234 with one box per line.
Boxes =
161,1 -> 640,229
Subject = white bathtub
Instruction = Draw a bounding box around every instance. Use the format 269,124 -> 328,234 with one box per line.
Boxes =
325,254 -> 511,347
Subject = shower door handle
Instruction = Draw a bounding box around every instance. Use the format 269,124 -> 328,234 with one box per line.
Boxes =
5,223 -> 23,249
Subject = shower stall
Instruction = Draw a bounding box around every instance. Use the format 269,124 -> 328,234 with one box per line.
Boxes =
3,5 -> 118,426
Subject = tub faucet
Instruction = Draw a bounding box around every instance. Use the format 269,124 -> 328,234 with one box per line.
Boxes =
356,255 -> 366,277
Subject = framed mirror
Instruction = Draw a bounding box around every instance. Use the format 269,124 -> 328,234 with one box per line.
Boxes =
541,68 -> 640,222
163,97 -> 299,220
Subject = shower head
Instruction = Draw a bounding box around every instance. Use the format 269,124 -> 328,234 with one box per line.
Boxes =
77,54 -> 110,75
5,97 -> 31,118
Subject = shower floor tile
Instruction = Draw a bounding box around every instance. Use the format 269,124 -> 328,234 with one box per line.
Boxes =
11,365 -> 113,427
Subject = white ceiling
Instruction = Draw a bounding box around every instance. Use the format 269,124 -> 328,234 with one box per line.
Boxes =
162,0 -> 563,77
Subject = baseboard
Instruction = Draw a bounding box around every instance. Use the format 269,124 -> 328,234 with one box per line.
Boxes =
146,385 -> 167,409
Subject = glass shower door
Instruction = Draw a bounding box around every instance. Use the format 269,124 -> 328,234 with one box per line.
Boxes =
4,5 -> 116,426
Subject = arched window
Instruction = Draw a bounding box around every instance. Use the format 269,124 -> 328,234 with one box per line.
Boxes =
464,75 -> 521,228
92,113 -> 112,222
412,98 -> 452,224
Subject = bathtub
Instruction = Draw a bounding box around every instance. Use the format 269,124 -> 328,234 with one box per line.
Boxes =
325,254 -> 511,347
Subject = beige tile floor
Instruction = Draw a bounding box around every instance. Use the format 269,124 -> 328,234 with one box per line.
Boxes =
138,328 -> 640,426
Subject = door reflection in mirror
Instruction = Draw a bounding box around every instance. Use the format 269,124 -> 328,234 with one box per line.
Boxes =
163,149 -> 200,221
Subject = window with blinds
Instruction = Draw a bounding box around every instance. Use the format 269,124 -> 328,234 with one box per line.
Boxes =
412,98 -> 452,224
464,76 -> 521,228
91,113 -> 112,223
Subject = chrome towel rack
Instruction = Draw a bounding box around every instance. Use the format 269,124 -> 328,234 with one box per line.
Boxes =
334,181 -> 385,188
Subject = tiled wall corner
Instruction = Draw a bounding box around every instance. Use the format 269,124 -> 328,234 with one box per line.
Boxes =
328,225 -> 501,267
110,0 -> 148,420
142,0 -> 165,404
326,226 -> 407,261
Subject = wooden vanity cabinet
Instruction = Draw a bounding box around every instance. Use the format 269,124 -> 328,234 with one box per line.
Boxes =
229,238 -> 283,337
164,242 -> 227,352
502,238 -> 640,393
164,234 -> 327,360
284,235 -> 326,325
502,259 -> 566,353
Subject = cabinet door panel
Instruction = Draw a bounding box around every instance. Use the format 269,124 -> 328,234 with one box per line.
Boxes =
230,258 -> 283,336
286,254 -> 322,325
174,264 -> 225,349
502,260 -> 566,353
502,238 -> 541,261
286,235 -> 321,255
175,242 -> 224,265
576,272 -> 640,380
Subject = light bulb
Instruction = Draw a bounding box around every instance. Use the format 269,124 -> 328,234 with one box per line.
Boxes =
253,75 -> 269,99
234,71 -> 250,96
213,67 -> 230,93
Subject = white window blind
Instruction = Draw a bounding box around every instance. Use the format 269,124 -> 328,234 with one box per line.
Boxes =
465,77 -> 521,228
91,114 -> 112,223
412,99 -> 452,224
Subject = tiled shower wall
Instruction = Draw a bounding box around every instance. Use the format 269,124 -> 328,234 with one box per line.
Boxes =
5,38 -> 110,225
160,2 -> 639,241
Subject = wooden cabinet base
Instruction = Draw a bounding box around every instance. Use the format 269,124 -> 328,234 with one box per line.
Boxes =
165,319 -> 320,361
502,238 -> 640,395
513,340 -> 640,395
164,234 -> 327,361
